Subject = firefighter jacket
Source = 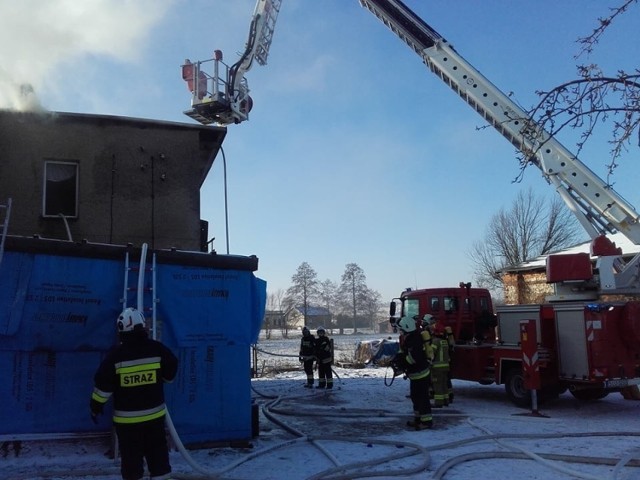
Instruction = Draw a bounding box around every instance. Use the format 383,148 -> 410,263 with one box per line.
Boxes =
299,333 -> 317,361
315,335 -> 333,365
396,330 -> 430,380
432,324 -> 455,356
420,328 -> 435,363
91,331 -> 178,425
445,326 -> 455,354
432,334 -> 451,368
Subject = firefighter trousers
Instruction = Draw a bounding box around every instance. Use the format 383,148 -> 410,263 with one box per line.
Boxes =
409,374 -> 432,423
317,362 -> 333,388
115,417 -> 171,480
303,359 -> 315,385
432,365 -> 450,407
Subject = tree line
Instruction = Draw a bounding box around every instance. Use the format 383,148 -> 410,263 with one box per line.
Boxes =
266,262 -> 384,336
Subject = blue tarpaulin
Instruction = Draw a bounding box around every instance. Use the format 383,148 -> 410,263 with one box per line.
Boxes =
0,245 -> 266,444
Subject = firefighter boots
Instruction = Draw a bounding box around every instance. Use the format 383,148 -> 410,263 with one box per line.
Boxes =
406,418 -> 433,430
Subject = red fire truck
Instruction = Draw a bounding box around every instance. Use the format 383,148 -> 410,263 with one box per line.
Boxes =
390,281 -> 640,406
372,0 -> 640,406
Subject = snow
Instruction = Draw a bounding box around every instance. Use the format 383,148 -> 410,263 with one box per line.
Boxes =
3,333 -> 640,480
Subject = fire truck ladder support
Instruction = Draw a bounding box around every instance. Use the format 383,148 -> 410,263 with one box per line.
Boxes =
0,197 -> 12,267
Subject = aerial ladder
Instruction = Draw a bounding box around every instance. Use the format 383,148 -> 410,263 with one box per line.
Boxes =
358,0 -> 640,294
182,0 -> 640,293
182,0 -> 282,126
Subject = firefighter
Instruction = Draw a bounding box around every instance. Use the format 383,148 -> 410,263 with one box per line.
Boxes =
315,326 -> 334,389
90,307 -> 178,480
393,316 -> 433,430
418,315 -> 435,364
430,316 -> 452,407
418,314 -> 436,402
299,326 -> 317,388
445,323 -> 455,403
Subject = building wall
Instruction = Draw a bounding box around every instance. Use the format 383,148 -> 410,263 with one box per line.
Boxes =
502,269 -> 640,304
502,271 -> 551,304
0,110 -> 226,250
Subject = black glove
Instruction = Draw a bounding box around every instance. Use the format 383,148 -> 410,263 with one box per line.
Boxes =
299,356 -> 304,363
391,353 -> 407,376
90,398 -> 104,424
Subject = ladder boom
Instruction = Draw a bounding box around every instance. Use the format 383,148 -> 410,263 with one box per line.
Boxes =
359,0 -> 640,245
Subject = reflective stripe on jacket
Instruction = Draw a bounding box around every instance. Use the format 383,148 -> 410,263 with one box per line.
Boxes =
399,330 -> 430,380
92,332 -> 178,424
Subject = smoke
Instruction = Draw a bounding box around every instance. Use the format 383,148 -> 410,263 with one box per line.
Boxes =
0,0 -> 174,111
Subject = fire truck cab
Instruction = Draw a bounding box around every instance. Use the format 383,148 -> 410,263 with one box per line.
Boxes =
390,284 -> 495,344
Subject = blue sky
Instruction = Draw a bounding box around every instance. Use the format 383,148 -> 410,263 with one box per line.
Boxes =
1,0 -> 638,303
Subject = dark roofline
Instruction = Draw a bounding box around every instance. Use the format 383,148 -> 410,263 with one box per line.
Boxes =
5,236 -> 258,271
0,108 -> 226,134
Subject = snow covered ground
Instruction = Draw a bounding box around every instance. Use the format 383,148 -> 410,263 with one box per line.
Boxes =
3,333 -> 640,480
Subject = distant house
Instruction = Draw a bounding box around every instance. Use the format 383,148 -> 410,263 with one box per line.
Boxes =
263,310 -> 286,330
500,233 -> 640,304
287,305 -> 332,331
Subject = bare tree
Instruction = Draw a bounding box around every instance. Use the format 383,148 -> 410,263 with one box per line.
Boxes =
524,0 -> 639,182
284,262 -> 319,329
338,263 -> 369,333
264,289 -> 285,339
318,279 -> 338,327
469,188 -> 583,293
360,287 -> 384,332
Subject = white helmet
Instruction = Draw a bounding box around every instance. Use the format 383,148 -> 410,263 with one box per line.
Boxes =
423,314 -> 436,325
117,307 -> 146,333
397,316 -> 416,333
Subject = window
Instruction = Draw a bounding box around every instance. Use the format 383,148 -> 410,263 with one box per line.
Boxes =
480,297 -> 490,312
404,298 -> 420,319
443,296 -> 459,312
430,296 -> 440,311
43,161 -> 78,218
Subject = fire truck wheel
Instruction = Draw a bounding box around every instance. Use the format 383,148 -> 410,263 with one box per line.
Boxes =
504,367 -> 531,408
569,388 -> 609,401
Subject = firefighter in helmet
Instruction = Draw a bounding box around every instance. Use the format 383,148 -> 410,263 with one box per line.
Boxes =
429,315 -> 453,407
299,326 -> 317,388
315,326 -> 334,389
90,307 -> 178,480
393,316 -> 433,430
417,314 -> 435,364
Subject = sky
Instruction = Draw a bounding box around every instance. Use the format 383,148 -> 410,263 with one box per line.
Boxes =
1,0 -> 639,304
4,334 -> 640,479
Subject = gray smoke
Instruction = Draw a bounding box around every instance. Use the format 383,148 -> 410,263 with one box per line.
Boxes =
0,0 -> 173,112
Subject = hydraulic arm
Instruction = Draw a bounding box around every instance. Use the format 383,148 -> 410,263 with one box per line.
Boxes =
360,0 -> 640,293
182,0 -> 282,126
360,0 -> 640,245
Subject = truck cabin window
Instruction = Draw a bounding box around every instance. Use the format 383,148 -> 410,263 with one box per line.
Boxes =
443,296 -> 458,313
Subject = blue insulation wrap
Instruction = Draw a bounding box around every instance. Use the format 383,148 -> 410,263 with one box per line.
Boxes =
0,251 -> 121,350
155,265 -> 266,443
0,248 -> 266,442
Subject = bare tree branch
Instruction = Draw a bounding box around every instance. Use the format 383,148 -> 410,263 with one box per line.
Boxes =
522,1 -> 639,181
575,0 -> 638,57
468,188 -> 583,295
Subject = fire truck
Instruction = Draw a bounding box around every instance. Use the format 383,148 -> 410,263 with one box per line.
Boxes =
181,1 -> 640,406
365,0 -> 640,406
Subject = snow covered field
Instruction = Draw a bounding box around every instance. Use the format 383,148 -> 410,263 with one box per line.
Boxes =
3,333 -> 640,480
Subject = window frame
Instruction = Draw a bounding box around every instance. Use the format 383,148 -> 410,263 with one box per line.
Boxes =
42,160 -> 79,218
